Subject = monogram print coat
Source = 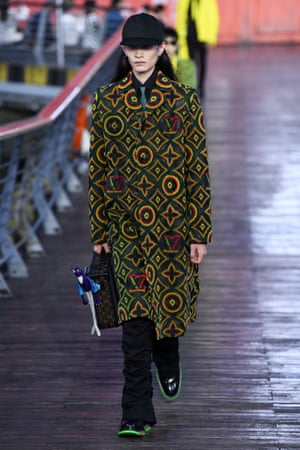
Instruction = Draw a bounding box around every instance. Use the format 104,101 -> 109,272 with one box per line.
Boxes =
89,70 -> 212,339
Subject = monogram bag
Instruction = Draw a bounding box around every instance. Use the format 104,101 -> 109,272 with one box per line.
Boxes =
87,250 -> 120,329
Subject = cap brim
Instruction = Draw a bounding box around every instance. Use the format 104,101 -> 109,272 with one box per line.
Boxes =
120,37 -> 163,46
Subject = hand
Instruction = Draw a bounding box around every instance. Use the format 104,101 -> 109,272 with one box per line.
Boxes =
190,244 -> 207,264
93,243 -> 111,254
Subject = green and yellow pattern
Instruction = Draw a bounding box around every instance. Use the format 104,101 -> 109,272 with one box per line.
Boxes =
89,71 -> 212,339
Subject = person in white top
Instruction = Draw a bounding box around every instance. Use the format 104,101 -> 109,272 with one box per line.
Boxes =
0,1 -> 24,44
60,1 -> 82,47
81,0 -> 102,53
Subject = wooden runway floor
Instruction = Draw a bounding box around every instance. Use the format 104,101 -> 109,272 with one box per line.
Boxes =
1,44 -> 300,449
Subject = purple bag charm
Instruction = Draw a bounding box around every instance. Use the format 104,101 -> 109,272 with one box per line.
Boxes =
71,266 -> 101,336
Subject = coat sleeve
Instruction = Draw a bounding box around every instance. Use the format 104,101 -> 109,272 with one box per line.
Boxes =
88,89 -> 110,244
175,0 -> 190,60
185,90 -> 212,244
176,0 -> 220,59
198,0 -> 220,46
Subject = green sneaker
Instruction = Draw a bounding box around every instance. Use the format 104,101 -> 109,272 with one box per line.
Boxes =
118,420 -> 151,437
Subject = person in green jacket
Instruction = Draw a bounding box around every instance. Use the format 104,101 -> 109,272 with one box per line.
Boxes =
163,25 -> 196,88
89,12 -> 212,438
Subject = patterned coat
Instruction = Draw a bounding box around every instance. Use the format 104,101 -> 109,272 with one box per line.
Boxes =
89,70 -> 212,339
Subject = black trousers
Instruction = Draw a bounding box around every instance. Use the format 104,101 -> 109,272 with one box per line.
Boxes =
193,41 -> 208,96
121,318 -> 179,425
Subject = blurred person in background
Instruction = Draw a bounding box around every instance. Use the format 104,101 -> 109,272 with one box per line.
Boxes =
137,4 -> 152,14
23,0 -> 56,47
60,0 -> 82,47
81,0 -> 103,54
176,0 -> 219,98
163,25 -> 196,88
103,0 -> 128,41
152,3 -> 165,24
0,0 -> 24,43
8,0 -> 29,31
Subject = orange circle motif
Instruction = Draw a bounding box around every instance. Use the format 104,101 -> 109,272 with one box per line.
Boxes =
162,175 -> 180,196
134,146 -> 153,166
104,115 -> 124,136
162,293 -> 182,313
138,205 -> 156,227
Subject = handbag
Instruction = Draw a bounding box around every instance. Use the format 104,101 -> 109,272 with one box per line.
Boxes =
87,250 -> 120,329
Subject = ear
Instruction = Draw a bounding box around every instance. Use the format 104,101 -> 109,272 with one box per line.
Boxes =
120,45 -> 128,56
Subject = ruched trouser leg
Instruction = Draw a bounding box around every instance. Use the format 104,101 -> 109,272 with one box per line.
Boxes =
121,318 -> 156,425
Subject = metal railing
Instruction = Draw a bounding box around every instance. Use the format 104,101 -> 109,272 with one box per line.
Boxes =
0,30 -> 121,296
0,1 -> 107,67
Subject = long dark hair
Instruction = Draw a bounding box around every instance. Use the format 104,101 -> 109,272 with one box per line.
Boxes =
111,49 -> 177,83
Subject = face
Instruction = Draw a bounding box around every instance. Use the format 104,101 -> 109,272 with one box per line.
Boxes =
121,44 -> 165,83
164,37 -> 177,58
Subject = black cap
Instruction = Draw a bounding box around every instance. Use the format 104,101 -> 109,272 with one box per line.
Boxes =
121,13 -> 164,46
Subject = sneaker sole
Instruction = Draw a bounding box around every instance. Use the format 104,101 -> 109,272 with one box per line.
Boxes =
118,430 -> 145,437
118,425 -> 152,438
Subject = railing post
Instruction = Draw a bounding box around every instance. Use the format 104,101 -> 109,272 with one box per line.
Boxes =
2,233 -> 29,278
0,272 -> 12,297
